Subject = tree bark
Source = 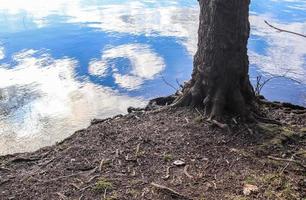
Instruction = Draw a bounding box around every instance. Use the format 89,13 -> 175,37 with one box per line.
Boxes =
173,0 -> 255,119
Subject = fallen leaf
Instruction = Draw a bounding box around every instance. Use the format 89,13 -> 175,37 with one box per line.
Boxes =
243,184 -> 259,196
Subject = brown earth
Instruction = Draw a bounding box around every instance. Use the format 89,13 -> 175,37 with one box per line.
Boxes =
0,101 -> 305,200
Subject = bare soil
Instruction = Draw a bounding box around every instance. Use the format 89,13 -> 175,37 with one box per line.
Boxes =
0,102 -> 305,200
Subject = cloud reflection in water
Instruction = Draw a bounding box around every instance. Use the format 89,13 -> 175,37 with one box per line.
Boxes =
0,46 -> 4,60
89,44 -> 165,90
0,49 -> 145,155
250,15 -> 306,83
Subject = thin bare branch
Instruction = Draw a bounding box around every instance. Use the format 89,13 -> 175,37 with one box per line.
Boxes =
161,76 -> 178,91
265,20 -> 306,38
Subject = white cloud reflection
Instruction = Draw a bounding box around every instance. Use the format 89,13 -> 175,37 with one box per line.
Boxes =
0,49 -> 146,155
0,0 -> 199,55
69,3 -> 199,55
89,44 -> 165,90
249,15 -> 306,82
0,46 -> 4,60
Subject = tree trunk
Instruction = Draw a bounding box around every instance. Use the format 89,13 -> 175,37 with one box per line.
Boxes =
174,0 -> 255,119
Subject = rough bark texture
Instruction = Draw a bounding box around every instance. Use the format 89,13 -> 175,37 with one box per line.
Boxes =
174,0 -> 255,119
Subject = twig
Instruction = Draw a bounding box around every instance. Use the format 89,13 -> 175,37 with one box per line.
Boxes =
0,166 -> 13,172
0,179 -> 11,186
78,194 -> 84,200
183,165 -> 193,179
176,78 -> 184,89
255,115 -> 282,125
45,167 -> 97,183
86,175 -> 100,183
255,74 -> 302,96
195,108 -> 204,118
268,156 -> 306,169
151,182 -> 193,200
265,20 -> 306,38
103,188 -> 107,199
56,192 -> 68,200
162,166 -> 172,180
99,159 -> 105,172
69,183 -> 80,190
135,143 -> 141,157
161,76 -> 178,91
185,117 -> 189,123
211,119 -> 228,129
79,184 -> 94,192
10,157 -> 40,163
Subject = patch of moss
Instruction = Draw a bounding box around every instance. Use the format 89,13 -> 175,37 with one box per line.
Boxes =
94,178 -> 113,193
257,123 -> 299,148
126,189 -> 140,198
194,116 -> 204,123
261,173 -> 298,199
163,153 -> 173,162
244,172 -> 299,200
198,195 -> 206,200
244,175 -> 257,185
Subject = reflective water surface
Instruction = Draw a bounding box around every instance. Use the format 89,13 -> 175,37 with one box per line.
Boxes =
0,0 -> 305,155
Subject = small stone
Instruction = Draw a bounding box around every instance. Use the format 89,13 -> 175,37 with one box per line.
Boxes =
173,160 -> 185,166
243,184 -> 259,196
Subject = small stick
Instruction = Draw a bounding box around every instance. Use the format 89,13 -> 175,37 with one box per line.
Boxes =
10,157 -> 40,163
0,179 -> 11,186
211,119 -> 228,129
79,184 -> 94,192
0,167 -> 13,172
69,183 -> 80,190
78,194 -> 84,200
56,192 -> 68,200
151,182 -> 193,200
183,165 -> 193,179
185,117 -> 189,123
135,143 -> 141,157
86,175 -> 100,183
99,159 -> 105,172
103,188 -> 107,199
162,166 -> 172,180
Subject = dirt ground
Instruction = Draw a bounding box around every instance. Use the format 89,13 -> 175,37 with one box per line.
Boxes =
0,101 -> 305,200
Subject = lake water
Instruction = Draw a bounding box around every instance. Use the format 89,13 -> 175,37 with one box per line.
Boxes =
0,0 -> 305,155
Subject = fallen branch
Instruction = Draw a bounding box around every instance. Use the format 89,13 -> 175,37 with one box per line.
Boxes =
268,156 -> 306,169
265,20 -> 306,38
151,182 -> 193,200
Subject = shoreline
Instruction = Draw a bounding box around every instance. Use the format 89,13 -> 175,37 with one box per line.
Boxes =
0,100 -> 305,199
